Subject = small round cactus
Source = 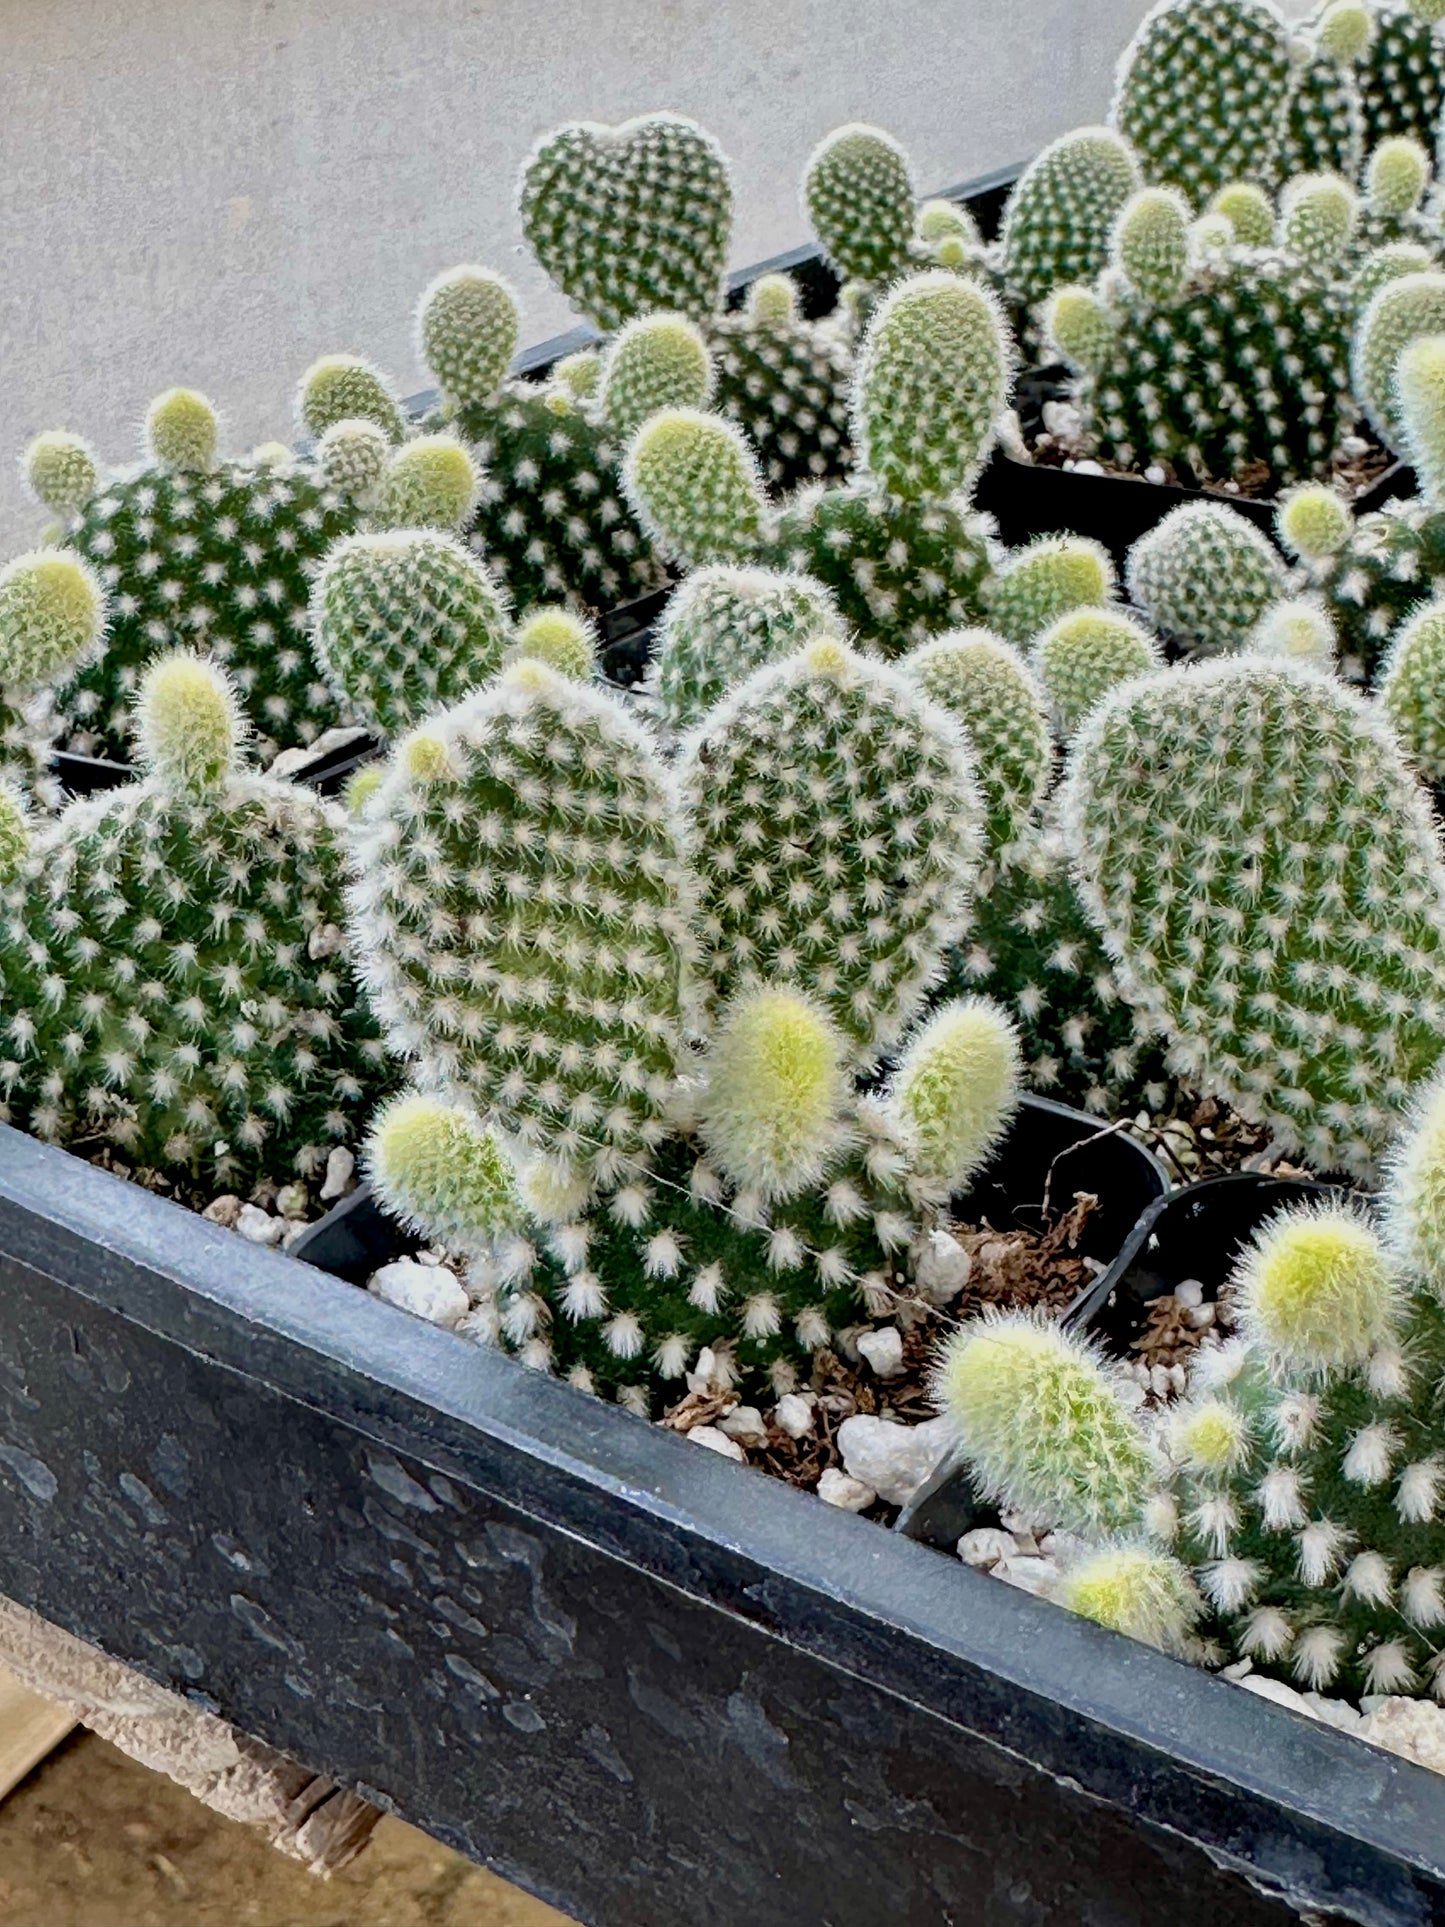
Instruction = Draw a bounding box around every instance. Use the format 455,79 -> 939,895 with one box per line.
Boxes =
622,409 -> 765,569
1249,597 -> 1337,668
599,313 -> 715,441
1060,1547 -> 1202,1654
982,535 -> 1114,646
1352,271 -> 1445,451
1276,483 -> 1352,560
999,126 -> 1141,315
552,349 -> 602,402
903,630 -> 1052,850
373,434 -> 479,532
1278,172 -> 1358,268
1316,0 -> 1373,61
511,607 -> 597,681
1235,1201 -> 1400,1373
310,530 -> 513,736
802,123 -> 916,285
1032,608 -> 1162,736
1045,286 -> 1116,370
316,417 -> 392,503
415,266 -> 519,411
652,565 -> 839,733
885,996 -> 1021,1194
1396,332 -> 1445,504
298,353 -> 406,444
145,389 -> 219,472
134,651 -> 245,794
1208,180 -> 1274,245
1114,186 -> 1190,303
22,431 -> 99,519
743,273 -> 800,326
1125,503 -> 1286,654
695,987 -> 848,1203
1381,598 -> 1445,779
852,270 -> 1012,499
0,549 -> 106,690
936,1313 -> 1155,1535
1367,134 -> 1430,218
366,1090 -> 521,1253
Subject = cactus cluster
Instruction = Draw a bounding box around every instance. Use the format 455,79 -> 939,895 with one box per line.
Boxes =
651,565 -> 842,732
802,123 -> 917,289
350,640 -> 1023,1410
410,267 -> 668,618
32,399 -> 358,765
0,655 -> 387,1188
942,1070 -> 1445,1702
708,275 -> 856,492
1047,174 -> 1360,489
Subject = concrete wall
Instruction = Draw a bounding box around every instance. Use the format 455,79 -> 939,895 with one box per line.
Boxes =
3,0 -> 1170,550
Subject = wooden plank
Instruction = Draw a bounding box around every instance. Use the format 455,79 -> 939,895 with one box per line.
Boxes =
0,1665 -> 76,1802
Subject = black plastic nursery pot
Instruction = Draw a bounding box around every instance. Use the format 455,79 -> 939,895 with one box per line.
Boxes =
7,1116 -> 1445,1923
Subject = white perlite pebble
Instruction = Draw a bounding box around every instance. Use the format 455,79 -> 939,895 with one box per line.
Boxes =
368,1257 -> 469,1329
1174,1278 -> 1204,1310
1239,1675 -> 1312,1717
773,1393 -> 817,1440
958,1527 -> 1018,1569
838,1413 -> 957,1507
236,1204 -> 284,1246
320,1145 -> 356,1201
688,1425 -> 746,1462
915,1230 -> 971,1304
994,1555 -> 1059,1598
856,1326 -> 905,1379
718,1405 -> 770,1449
817,1468 -> 876,1511
1359,1696 -> 1445,1773
202,1195 -> 243,1228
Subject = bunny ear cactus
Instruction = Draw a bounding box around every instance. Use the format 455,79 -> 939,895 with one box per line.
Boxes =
1126,503 -> 1286,654
709,274 -> 856,493
511,606 -> 598,682
980,536 -> 1115,646
4,652 -> 387,1188
802,124 -> 917,289
623,409 -> 768,570
765,271 -> 1012,655
51,391 -> 358,765
413,269 -> 667,622
22,432 -> 100,522
1358,0 -> 1445,158
1278,2 -> 1372,182
1359,135 -> 1434,252
350,654 -> 1014,1409
1248,595 -> 1337,669
520,113 -> 732,331
1110,0 -> 1293,205
652,565 -> 841,733
1353,272 -> 1445,452
998,126 -> 1142,321
310,530 -> 513,738
316,418 -> 392,505
349,659 -> 692,1185
1049,167 -> 1358,489
372,435 -> 480,533
1063,655 -> 1445,1179
0,550 -> 107,802
678,636 -> 985,1068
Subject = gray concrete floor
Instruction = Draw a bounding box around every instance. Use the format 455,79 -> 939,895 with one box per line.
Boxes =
5,0 -> 1179,551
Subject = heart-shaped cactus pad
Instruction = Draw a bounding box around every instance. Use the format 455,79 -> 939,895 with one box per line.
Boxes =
520,113 -> 733,332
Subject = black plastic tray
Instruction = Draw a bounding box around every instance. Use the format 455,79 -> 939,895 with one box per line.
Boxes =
2,1123 -> 1442,1924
